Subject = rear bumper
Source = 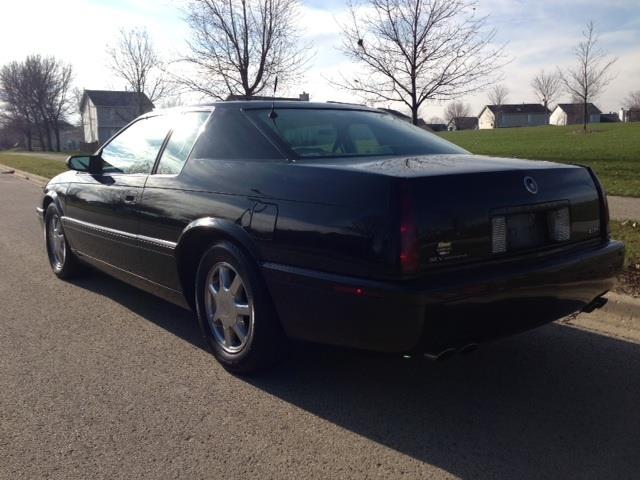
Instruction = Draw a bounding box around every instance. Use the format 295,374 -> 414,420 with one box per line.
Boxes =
262,240 -> 625,354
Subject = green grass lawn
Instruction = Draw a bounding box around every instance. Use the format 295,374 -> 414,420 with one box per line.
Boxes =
0,153 -> 68,179
439,123 -> 640,197
611,220 -> 640,268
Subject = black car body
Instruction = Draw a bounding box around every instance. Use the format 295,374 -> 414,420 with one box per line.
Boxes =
37,101 -> 625,371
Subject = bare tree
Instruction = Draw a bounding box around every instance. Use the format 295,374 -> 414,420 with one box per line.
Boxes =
107,28 -> 170,111
531,70 -> 561,110
487,84 -> 509,106
45,62 -> 74,151
560,21 -> 617,131
1,55 -> 74,151
625,90 -> 640,109
336,0 -> 506,125
0,61 -> 34,150
179,0 -> 310,99
444,100 -> 471,129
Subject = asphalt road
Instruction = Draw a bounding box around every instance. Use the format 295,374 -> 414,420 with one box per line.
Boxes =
1,173 -> 640,480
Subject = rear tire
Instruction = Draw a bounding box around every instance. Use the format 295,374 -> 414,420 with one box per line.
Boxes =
195,241 -> 288,373
44,204 -> 81,279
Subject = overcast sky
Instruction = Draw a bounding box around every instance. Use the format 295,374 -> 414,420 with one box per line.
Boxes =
2,0 -> 638,119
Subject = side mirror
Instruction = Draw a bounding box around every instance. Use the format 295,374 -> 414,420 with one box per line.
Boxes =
66,154 -> 101,174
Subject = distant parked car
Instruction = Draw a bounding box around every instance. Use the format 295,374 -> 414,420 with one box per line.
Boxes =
37,102 -> 624,372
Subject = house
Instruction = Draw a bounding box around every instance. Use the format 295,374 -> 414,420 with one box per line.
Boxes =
58,121 -> 84,151
600,112 -> 620,123
619,108 -> 640,123
447,117 -> 478,131
80,90 -> 154,145
550,103 -> 601,126
478,104 -> 550,129
425,123 -> 448,132
378,107 -> 432,130
226,92 -> 310,101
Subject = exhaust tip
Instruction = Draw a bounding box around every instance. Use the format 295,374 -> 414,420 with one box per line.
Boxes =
582,296 -> 608,313
424,348 -> 457,362
459,343 -> 479,355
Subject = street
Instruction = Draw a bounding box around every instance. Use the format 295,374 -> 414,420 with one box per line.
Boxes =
1,173 -> 639,479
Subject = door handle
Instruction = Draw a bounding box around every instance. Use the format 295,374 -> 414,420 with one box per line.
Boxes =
123,194 -> 136,205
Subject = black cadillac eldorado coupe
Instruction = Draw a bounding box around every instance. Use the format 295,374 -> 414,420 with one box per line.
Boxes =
37,101 -> 625,372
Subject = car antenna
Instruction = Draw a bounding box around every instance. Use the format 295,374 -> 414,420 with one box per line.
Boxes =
268,77 -> 278,120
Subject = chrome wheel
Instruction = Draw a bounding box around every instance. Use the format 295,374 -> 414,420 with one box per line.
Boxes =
47,214 -> 66,270
204,262 -> 254,354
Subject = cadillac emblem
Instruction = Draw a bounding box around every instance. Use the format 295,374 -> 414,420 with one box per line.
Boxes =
524,176 -> 538,194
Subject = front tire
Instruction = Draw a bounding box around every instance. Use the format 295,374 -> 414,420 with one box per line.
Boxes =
44,204 -> 81,279
195,241 -> 288,373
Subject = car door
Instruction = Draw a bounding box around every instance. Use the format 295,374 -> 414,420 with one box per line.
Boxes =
63,114 -> 171,274
135,110 -> 212,290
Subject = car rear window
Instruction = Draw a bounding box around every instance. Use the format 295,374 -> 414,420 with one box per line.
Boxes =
245,108 -> 466,159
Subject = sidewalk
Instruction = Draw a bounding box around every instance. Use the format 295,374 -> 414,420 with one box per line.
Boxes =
609,196 -> 640,222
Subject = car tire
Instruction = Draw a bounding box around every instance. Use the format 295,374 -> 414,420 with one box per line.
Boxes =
195,241 -> 288,374
44,203 -> 81,279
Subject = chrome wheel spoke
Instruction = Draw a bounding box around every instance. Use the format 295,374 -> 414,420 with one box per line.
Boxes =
204,261 -> 254,354
232,324 -> 246,342
219,266 -> 231,290
235,303 -> 250,316
229,274 -> 242,295
223,326 -> 234,346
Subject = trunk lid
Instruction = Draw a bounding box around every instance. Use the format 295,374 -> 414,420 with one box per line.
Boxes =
387,155 -> 603,273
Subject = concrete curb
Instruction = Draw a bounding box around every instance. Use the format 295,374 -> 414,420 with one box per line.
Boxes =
602,291 -> 640,320
0,163 -> 49,187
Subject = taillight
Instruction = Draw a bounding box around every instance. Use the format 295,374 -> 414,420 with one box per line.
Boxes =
399,182 -> 419,274
586,167 -> 610,240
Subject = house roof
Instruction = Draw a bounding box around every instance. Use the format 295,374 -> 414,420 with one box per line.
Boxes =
81,90 -> 154,110
554,103 -> 602,115
378,107 -> 431,128
482,103 -> 550,115
448,117 -> 478,129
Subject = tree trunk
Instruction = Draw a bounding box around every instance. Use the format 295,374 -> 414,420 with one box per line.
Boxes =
583,100 -> 588,132
54,122 -> 61,152
35,124 -> 45,151
411,106 -> 419,126
44,121 -> 53,151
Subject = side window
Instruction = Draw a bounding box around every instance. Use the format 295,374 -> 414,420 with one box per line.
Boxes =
190,108 -> 282,160
156,111 -> 210,175
101,115 -> 170,174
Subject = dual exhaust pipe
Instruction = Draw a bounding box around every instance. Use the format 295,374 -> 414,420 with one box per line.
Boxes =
424,295 -> 609,362
424,343 -> 479,362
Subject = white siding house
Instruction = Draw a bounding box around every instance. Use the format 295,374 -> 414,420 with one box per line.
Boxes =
550,103 -> 601,126
478,104 -> 550,129
80,90 -> 154,145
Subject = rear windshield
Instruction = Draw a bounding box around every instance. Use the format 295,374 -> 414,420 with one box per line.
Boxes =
245,108 -> 466,159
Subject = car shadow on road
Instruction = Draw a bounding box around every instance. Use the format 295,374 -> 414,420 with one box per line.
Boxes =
71,271 -> 640,479
249,324 -> 640,479
68,271 -> 207,351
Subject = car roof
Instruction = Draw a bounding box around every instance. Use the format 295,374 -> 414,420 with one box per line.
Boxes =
146,101 -> 381,117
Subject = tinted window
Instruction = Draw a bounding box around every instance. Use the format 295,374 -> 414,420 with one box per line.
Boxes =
246,108 -> 466,159
156,111 -> 210,175
101,115 -> 170,174
190,108 -> 282,160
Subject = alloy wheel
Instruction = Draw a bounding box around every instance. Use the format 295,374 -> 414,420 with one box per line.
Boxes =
204,262 -> 254,354
47,214 -> 66,270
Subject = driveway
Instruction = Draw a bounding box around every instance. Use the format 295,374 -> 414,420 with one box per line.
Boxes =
1,173 -> 639,479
